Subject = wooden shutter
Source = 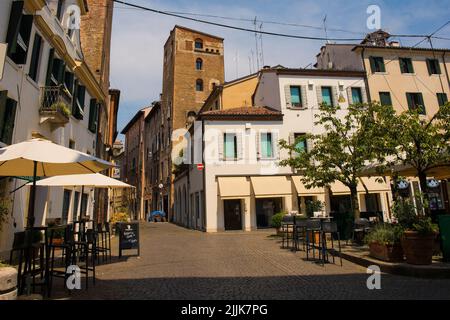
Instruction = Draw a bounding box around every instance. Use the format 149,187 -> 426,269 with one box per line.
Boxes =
426,59 -> 432,75
406,93 -> 413,110
13,14 -> 33,65
28,33 -> 42,81
346,87 -> 353,105
331,86 -> 339,107
0,91 -> 7,143
57,59 -> 66,84
218,132 -> 224,160
78,85 -> 86,111
300,85 -> 308,108
72,79 -> 79,115
45,48 -> 55,86
5,1 -> 24,58
316,86 -> 323,105
361,87 -> 368,103
284,85 -> 292,109
236,131 -> 243,160
379,58 -> 386,72
418,93 -> 426,114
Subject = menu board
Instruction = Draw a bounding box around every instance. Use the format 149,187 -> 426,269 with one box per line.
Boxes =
118,222 -> 140,257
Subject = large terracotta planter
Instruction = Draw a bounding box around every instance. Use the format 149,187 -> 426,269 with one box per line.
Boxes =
401,231 -> 435,265
369,242 -> 404,262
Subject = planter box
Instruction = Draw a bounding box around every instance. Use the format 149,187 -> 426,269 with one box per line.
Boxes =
0,267 -> 17,300
369,242 -> 404,262
401,231 -> 436,265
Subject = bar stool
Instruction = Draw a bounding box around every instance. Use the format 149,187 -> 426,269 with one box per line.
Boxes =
280,215 -> 294,249
293,218 -> 308,252
95,223 -> 107,263
305,219 -> 323,262
104,222 -> 112,261
322,221 -> 343,266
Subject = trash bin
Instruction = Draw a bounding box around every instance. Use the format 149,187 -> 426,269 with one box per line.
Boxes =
438,215 -> 450,262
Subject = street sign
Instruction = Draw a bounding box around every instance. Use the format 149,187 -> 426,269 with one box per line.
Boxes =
197,163 -> 204,171
0,43 -> 6,81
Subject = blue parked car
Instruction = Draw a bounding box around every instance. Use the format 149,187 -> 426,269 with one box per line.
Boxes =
148,210 -> 166,222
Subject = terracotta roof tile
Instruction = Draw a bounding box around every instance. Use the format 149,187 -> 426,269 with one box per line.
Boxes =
199,106 -> 283,121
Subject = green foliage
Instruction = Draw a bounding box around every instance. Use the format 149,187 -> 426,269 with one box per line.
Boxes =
412,216 -> 438,235
50,101 -> 71,118
270,212 -> 287,229
365,223 -> 403,245
305,199 -> 324,218
279,102 -> 386,218
0,261 -> 11,268
0,199 -> 10,232
110,212 -> 129,224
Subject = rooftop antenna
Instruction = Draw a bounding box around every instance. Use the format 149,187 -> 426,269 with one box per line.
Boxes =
323,14 -> 330,44
253,16 -> 260,71
259,22 -> 265,67
250,49 -> 256,73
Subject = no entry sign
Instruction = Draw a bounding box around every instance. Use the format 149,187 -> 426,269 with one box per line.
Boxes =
197,163 -> 204,171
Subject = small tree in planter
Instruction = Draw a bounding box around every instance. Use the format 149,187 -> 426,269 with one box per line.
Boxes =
270,212 -> 286,235
393,197 -> 438,265
365,223 -> 404,262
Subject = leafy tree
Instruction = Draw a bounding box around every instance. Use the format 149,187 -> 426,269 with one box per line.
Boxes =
280,103 -> 383,219
372,102 -> 450,214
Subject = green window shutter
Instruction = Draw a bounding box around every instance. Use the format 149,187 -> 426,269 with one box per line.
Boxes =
437,93 -> 448,106
57,60 -> 66,84
406,93 -> 413,110
399,58 -> 405,73
408,59 -> 414,73
369,57 -> 376,73
5,1 -> 24,58
28,33 -> 42,81
0,91 -> 7,143
72,80 -> 79,115
88,99 -> 98,132
435,60 -> 442,74
418,93 -> 426,114
426,59 -> 432,75
45,48 -> 55,86
379,92 -> 392,106
379,58 -> 386,72
78,86 -> 86,111
12,14 -> 33,65
2,99 -> 17,145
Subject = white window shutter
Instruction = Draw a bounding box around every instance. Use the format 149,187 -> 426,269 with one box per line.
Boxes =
361,87 -> 368,103
288,132 -> 295,145
346,87 -> 353,105
300,85 -> 308,108
284,85 -> 292,109
332,86 -> 339,106
218,132 -> 224,160
272,131 -> 279,159
237,132 -> 243,160
316,86 -> 323,105
256,132 -> 261,159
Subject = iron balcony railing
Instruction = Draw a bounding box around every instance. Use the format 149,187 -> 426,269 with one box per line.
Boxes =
39,85 -> 72,116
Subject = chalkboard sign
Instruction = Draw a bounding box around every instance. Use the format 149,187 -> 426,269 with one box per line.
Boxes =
118,222 -> 140,258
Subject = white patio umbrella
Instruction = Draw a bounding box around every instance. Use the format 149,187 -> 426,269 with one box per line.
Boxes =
0,138 -> 114,227
28,173 -> 134,223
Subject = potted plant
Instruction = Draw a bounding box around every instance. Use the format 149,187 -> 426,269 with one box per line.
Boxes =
270,212 -> 286,235
393,197 -> 438,265
110,211 -> 130,235
50,101 -> 71,118
365,223 -> 404,262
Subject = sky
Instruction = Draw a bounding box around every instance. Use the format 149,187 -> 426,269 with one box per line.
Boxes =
109,0 -> 450,140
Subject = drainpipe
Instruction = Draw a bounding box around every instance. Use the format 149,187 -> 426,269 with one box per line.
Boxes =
360,48 -> 372,102
442,52 -> 450,92
201,120 -> 207,231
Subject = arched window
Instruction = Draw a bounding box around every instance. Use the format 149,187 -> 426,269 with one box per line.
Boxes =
196,58 -> 203,70
196,79 -> 203,91
194,38 -> 203,49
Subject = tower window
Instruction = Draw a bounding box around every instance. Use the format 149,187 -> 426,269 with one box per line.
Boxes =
195,39 -> 203,50
196,58 -> 203,70
196,79 -> 203,91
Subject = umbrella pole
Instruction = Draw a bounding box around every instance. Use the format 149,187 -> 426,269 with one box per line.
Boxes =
27,161 -> 38,229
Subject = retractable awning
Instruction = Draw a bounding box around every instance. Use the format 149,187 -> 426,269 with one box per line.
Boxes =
291,176 -> 324,195
217,176 -> 250,198
250,176 -> 292,198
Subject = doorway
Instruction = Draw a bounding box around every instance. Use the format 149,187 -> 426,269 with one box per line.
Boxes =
224,199 -> 242,230
256,198 -> 283,228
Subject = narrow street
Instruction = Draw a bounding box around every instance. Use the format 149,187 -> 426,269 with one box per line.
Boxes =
53,223 -> 450,300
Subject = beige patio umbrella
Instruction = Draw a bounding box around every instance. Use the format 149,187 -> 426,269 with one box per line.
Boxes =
0,138 -> 114,227
28,173 -> 134,222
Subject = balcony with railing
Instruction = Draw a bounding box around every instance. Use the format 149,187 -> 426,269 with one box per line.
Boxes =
39,85 -> 71,128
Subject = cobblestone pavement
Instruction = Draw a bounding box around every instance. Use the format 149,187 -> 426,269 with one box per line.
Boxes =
52,223 -> 450,300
